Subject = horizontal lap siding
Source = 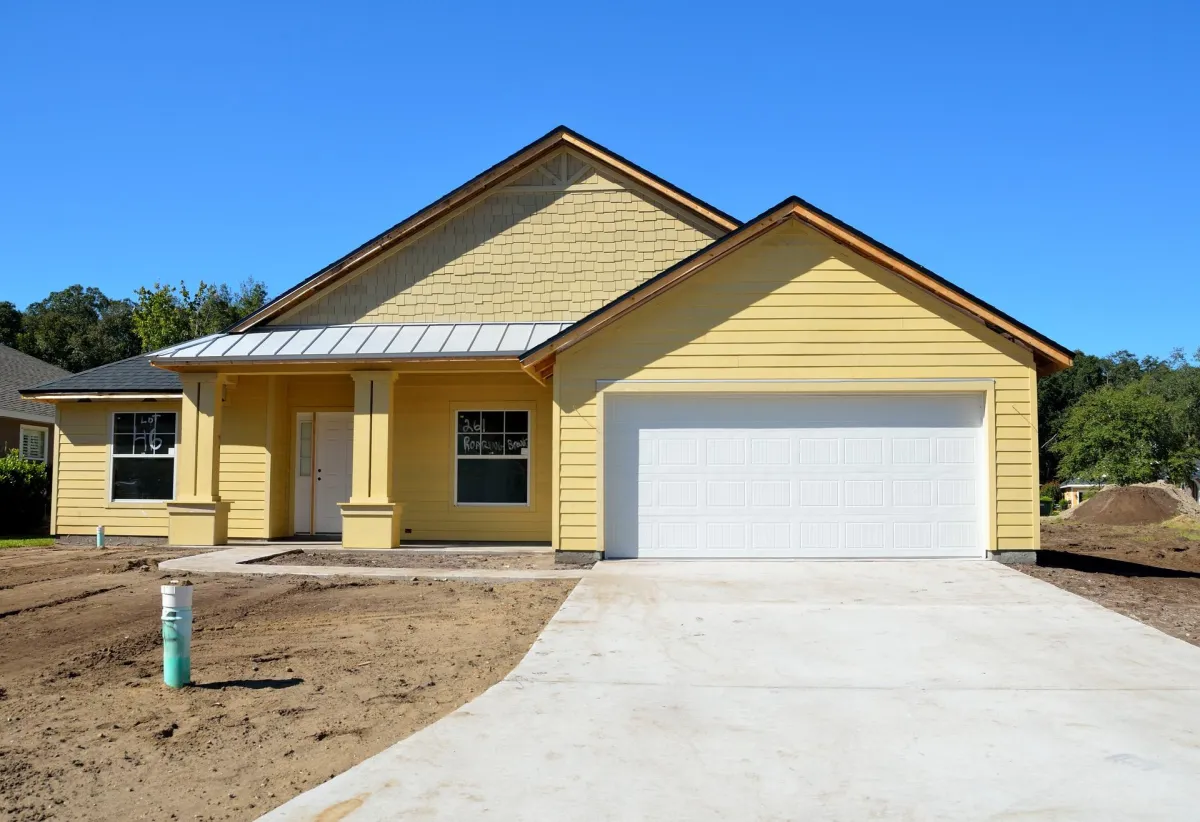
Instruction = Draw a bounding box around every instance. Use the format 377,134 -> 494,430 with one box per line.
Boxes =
54,401 -> 181,536
554,221 -> 1040,552
219,377 -> 269,539
392,374 -> 552,543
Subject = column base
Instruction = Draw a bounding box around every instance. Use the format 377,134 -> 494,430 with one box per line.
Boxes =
339,502 -> 401,549
167,501 -> 230,546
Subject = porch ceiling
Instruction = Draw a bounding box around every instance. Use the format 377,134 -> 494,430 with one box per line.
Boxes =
148,322 -> 571,367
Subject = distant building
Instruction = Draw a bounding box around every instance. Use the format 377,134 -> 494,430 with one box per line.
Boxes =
0,344 -> 69,464
1060,479 -> 1106,509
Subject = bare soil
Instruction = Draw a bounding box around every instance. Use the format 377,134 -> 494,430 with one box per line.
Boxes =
250,549 -> 573,571
0,545 -> 574,822
1070,485 -> 1184,525
1020,519 -> 1200,648
1041,518 -> 1200,574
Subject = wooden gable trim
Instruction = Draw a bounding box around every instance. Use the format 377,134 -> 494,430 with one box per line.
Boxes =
233,127 -> 740,332
520,197 -> 1074,378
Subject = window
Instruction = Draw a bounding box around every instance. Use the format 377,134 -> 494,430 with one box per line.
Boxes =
19,425 -> 48,462
455,410 -> 529,505
111,412 -> 177,501
298,418 -> 313,477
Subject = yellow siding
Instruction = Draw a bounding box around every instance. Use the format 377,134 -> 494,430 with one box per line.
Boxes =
275,151 -> 719,325
54,400 -> 180,537
218,376 -> 269,539
554,220 -> 1040,552
392,373 -> 552,542
53,381 -> 275,539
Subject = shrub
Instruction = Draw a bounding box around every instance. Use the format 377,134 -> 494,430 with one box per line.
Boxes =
1040,482 -> 1061,500
0,450 -> 50,533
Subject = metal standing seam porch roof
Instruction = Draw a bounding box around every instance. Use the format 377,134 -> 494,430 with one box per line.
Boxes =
149,322 -> 573,364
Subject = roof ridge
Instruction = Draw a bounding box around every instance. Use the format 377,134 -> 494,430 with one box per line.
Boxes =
230,127 -> 740,332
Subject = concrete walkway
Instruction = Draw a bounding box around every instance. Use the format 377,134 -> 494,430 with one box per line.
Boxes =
260,560 -> 1200,821
158,544 -> 587,582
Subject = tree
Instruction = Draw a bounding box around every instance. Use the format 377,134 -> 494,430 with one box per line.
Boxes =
1037,352 -> 1118,482
16,286 -> 140,372
132,279 -> 268,351
0,301 -> 20,347
1052,381 -> 1200,486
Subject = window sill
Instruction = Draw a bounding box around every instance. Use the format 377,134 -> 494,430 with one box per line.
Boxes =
453,502 -> 532,508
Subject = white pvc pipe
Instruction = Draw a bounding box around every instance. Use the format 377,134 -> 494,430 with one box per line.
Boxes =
161,581 -> 194,687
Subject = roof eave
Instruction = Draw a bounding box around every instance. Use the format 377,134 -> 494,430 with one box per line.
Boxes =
149,353 -> 526,370
20,391 -> 183,402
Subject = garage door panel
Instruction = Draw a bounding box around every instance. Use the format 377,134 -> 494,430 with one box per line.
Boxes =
606,394 -> 985,559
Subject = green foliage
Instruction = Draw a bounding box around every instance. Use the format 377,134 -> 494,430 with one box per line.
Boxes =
1039,481 -> 1060,500
0,450 -> 50,533
0,301 -> 20,347
1037,351 -> 1154,482
3,280 -> 269,374
132,279 -> 268,351
15,286 -> 140,372
1051,382 -> 1200,486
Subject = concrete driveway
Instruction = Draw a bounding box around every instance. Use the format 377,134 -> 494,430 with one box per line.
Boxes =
261,561 -> 1200,821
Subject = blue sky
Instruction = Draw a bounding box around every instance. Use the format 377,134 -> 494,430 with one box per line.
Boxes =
1,1 -> 1196,359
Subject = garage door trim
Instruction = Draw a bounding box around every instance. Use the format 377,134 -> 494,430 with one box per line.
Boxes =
595,379 -> 997,559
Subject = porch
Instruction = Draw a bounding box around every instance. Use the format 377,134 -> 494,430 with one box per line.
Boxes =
162,363 -> 553,549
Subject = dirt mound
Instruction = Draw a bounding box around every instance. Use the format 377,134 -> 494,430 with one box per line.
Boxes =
1072,485 -> 1183,525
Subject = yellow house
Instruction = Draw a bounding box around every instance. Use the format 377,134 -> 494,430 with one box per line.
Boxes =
23,127 -> 1072,563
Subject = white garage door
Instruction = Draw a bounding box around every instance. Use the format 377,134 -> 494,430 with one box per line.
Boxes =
603,393 -> 985,559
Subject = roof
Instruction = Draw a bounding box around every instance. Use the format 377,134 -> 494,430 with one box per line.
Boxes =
230,126 -> 741,332
521,196 -> 1075,379
1060,480 -> 1106,488
150,322 -> 571,366
20,353 -> 182,397
0,344 -> 70,420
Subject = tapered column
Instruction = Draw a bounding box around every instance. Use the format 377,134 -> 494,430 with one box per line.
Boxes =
340,371 -> 400,548
167,373 -> 230,545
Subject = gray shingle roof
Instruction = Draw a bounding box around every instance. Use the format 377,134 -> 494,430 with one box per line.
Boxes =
0,344 -> 71,420
20,353 -> 182,396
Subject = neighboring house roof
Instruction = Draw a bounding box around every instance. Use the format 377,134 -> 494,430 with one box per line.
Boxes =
149,322 -> 571,366
20,353 -> 183,397
231,126 -> 741,332
0,344 -> 70,421
521,196 -> 1076,379
1060,480 -> 1106,489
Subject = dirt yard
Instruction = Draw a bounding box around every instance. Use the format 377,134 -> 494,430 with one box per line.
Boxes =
1021,519 -> 1200,647
250,549 -> 573,571
0,545 -> 575,822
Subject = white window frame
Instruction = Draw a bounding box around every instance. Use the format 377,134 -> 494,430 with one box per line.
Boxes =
18,424 -> 48,462
453,409 -> 531,507
109,411 -> 178,503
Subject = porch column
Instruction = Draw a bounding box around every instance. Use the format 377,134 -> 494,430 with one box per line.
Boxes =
340,371 -> 400,548
167,373 -> 230,546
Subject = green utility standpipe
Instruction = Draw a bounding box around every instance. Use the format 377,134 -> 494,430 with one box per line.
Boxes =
161,581 -> 193,688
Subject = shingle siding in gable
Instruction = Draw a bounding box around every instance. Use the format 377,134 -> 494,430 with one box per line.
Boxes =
276,171 -> 718,326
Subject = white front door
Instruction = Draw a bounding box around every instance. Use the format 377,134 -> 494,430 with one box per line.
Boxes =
295,412 -> 354,535
313,412 -> 353,533
604,393 -> 985,559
